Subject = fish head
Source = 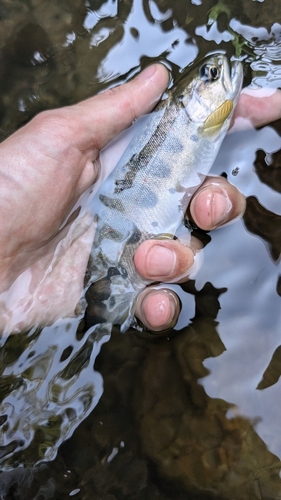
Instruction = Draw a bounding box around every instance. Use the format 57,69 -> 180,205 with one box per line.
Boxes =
175,53 -> 243,139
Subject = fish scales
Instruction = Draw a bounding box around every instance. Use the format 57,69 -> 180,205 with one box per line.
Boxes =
86,54 -> 243,331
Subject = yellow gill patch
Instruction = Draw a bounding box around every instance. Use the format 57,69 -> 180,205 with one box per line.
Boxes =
201,99 -> 233,136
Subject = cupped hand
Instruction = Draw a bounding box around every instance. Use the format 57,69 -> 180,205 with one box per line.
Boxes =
0,64 -> 279,334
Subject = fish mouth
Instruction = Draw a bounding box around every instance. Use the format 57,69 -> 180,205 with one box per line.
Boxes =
216,55 -> 243,99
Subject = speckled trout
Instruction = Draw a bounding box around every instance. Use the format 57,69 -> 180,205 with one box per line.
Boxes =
86,54 -> 243,331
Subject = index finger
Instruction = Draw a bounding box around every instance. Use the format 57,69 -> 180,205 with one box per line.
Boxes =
72,64 -> 170,151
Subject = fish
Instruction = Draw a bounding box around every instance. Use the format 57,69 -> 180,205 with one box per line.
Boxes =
85,54 -> 243,332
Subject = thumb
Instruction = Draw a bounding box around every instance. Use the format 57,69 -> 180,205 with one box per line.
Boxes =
74,64 -> 169,151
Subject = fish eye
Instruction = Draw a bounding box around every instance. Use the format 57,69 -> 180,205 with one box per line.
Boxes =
199,63 -> 220,82
209,65 -> 219,80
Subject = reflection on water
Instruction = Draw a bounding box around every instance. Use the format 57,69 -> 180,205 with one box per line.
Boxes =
1,0 -> 281,498
0,321 -> 110,467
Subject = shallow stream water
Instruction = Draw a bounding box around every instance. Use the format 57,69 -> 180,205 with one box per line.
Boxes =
1,0 -> 281,498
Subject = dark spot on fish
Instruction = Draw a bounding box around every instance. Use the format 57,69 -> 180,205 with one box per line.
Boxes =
101,225 -> 124,242
107,267 -> 121,278
232,167 -> 239,176
115,177 -> 134,192
190,134 -> 198,142
151,162 -> 171,177
169,136 -> 184,152
135,186 -> 158,207
151,221 -> 158,227
99,194 -> 125,212
114,153 -> 144,194
127,227 -> 142,244
108,264 -> 127,282
87,278 -> 111,301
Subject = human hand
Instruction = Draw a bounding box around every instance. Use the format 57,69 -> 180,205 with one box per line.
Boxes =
0,64 -> 278,334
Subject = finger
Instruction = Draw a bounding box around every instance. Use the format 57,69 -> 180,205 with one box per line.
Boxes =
73,64 -> 169,151
189,176 -> 246,231
135,287 -> 180,332
134,239 -> 195,282
232,88 -> 281,130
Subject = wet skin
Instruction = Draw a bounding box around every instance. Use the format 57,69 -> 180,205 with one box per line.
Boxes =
0,64 -> 279,333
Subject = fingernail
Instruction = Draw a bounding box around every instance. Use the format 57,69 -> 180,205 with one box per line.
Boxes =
191,186 -> 232,230
212,189 -> 232,228
137,64 -> 157,81
141,289 -> 177,332
146,244 -> 176,279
